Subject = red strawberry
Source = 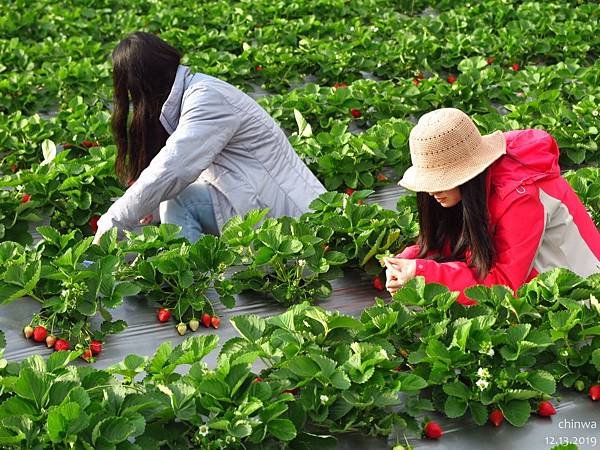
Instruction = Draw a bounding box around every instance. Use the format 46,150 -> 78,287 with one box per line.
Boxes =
424,421 -> 443,439
54,339 -> 70,351
350,108 -> 362,118
589,385 -> 600,401
89,215 -> 100,233
23,325 -> 34,339
486,56 -> 495,65
447,74 -> 457,84
252,376 -> 263,383
372,276 -> 384,291
202,313 -> 211,328
211,316 -> 221,329
10,164 -> 18,173
255,65 -> 263,72
333,82 -> 347,89
33,326 -> 47,342
157,308 -> 172,322
189,318 -> 200,332
82,140 -> 99,148
345,188 -> 355,196
21,194 -> 31,204
538,400 -> 556,417
511,63 -> 520,72
416,72 -> 425,80
376,173 -> 388,182
90,340 -> 102,355
357,199 -> 364,205
489,409 -> 504,427
46,335 -> 56,348
81,349 -> 93,362
412,78 -> 420,86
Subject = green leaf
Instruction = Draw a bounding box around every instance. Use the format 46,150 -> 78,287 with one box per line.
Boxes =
398,373 -> 428,392
254,247 -> 275,265
268,418 -> 297,441
443,381 -> 471,400
285,356 -> 320,378
507,324 -> 531,346
92,417 -> 135,444
13,367 -> 49,408
41,139 -> 57,166
470,402 -> 488,426
230,314 -> 266,342
527,371 -> 556,395
500,400 -> 531,427
294,109 -> 312,138
592,349 -> 600,371
445,396 -> 468,418
113,282 -> 141,298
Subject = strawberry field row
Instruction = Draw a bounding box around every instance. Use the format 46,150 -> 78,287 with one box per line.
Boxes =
1,1 -> 598,113
0,265 -> 598,448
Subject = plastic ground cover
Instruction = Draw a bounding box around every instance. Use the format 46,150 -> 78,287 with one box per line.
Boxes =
1,184 -> 598,449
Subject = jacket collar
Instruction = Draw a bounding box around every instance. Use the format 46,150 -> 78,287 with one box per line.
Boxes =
159,65 -> 192,134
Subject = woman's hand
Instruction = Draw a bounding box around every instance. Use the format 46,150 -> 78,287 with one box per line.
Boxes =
92,215 -> 115,245
384,257 -> 417,296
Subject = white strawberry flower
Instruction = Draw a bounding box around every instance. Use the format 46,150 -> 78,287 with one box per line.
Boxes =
477,367 -> 491,379
198,424 -> 209,436
476,379 -> 490,391
320,394 -> 329,404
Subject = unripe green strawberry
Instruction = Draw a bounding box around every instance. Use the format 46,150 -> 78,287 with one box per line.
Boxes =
23,325 -> 34,339
46,335 -> 56,348
176,322 -> 187,336
189,318 -> 200,332
575,380 -> 585,391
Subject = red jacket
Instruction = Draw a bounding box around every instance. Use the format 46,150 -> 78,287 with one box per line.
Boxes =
399,129 -> 600,305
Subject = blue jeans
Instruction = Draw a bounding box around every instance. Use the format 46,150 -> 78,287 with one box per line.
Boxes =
159,181 -> 219,243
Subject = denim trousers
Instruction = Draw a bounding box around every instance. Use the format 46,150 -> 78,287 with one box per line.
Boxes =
159,180 -> 219,243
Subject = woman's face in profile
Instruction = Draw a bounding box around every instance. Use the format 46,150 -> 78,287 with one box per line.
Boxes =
427,187 -> 462,208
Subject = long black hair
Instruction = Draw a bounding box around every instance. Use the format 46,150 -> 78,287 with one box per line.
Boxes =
415,170 -> 494,279
111,32 -> 182,185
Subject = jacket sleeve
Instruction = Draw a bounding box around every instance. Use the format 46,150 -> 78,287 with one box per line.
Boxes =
100,85 -> 241,230
414,190 -> 545,297
397,245 -> 420,259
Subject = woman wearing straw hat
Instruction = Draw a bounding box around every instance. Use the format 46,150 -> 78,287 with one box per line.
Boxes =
384,108 -> 600,305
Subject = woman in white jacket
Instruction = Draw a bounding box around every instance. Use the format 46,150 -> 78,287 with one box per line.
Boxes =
94,32 -> 325,243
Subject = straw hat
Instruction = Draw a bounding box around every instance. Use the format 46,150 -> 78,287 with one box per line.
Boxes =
399,108 -> 506,192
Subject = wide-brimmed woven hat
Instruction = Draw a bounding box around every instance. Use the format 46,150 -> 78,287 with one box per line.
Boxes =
399,108 -> 506,192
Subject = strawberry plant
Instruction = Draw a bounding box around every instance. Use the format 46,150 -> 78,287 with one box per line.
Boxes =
565,167 -> 600,225
119,225 -> 241,331
302,191 -> 418,275
223,212 -> 347,305
0,226 -> 137,352
228,303 -> 429,438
